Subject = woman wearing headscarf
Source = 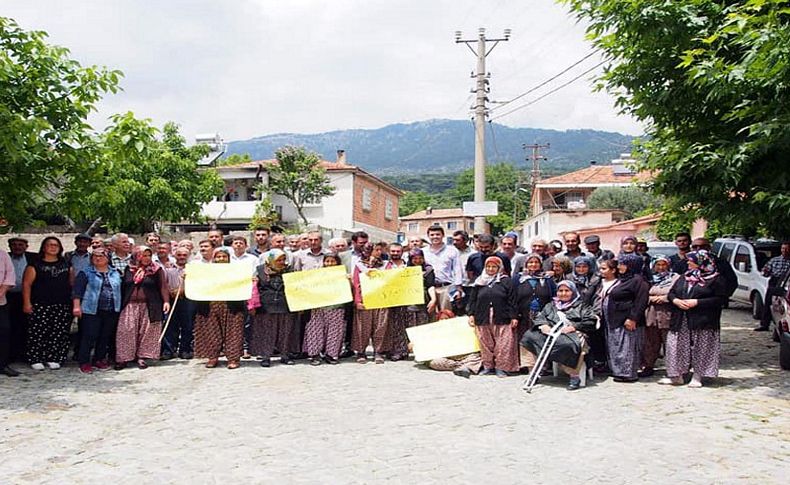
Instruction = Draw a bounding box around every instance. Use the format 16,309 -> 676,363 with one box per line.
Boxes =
302,252 -> 347,365
71,248 -> 122,374
248,248 -> 296,367
115,246 -> 170,369
569,255 -> 601,306
406,248 -> 437,326
619,235 -> 651,281
640,255 -> 680,377
466,256 -> 519,377
660,250 -> 726,387
521,280 -> 598,390
22,237 -> 72,370
351,242 -> 391,364
513,254 -> 556,367
193,247 -> 247,369
601,253 -> 649,382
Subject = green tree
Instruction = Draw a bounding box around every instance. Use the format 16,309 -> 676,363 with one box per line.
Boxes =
562,0 -> 790,237
247,184 -> 280,230
218,153 -> 253,167
0,17 -> 122,229
268,145 -> 335,225
451,163 -> 529,234
587,186 -> 662,218
79,113 -> 224,233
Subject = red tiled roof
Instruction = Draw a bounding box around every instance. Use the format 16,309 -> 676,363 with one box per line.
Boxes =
400,208 -> 468,220
216,159 -> 357,171
538,165 -> 651,186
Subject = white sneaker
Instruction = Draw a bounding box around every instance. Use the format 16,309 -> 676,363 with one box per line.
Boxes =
31,363 -> 46,371
46,362 -> 61,370
657,376 -> 683,385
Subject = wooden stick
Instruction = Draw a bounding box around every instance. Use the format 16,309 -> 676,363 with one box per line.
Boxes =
159,281 -> 182,344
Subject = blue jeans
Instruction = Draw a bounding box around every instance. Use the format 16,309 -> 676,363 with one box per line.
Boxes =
162,298 -> 196,355
78,310 -> 119,365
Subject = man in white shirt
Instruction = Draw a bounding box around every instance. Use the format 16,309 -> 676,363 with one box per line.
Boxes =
292,231 -> 326,271
423,225 -> 463,312
230,236 -> 259,273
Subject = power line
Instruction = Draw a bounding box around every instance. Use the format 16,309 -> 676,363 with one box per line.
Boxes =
490,50 -> 599,112
491,60 -> 607,121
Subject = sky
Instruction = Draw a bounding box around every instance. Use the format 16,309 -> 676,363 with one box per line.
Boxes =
1,0 -> 644,142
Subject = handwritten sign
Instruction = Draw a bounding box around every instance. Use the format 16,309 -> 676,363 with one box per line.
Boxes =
406,317 -> 481,362
185,263 -> 253,301
359,266 -> 424,309
283,265 -> 353,311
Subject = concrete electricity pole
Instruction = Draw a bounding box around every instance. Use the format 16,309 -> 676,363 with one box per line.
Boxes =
523,143 -> 549,216
455,28 -> 511,232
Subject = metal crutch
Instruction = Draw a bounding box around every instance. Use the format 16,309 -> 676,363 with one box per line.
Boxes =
523,319 -> 567,393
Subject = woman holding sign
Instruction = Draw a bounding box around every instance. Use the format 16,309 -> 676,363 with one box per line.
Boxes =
466,256 -> 519,377
406,248 -> 437,326
302,252 -> 347,365
351,242 -> 391,364
248,249 -> 297,367
193,248 -> 247,369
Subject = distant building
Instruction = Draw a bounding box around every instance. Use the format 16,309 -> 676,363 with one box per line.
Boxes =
180,150 -> 402,240
521,154 -> 651,243
399,208 -> 490,238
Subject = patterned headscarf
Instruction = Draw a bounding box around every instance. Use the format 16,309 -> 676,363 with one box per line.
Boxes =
685,250 -> 718,287
128,246 -> 160,284
520,253 -> 545,278
617,253 -> 644,281
553,280 -> 581,311
571,255 -> 594,286
650,254 -> 675,286
264,248 -> 288,275
474,256 -> 505,287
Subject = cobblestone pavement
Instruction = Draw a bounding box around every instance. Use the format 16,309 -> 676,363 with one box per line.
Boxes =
1,305 -> 787,484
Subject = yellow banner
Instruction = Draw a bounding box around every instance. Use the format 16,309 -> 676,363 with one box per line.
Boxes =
406,317 -> 481,362
184,263 -> 253,301
359,266 -> 424,309
283,265 -> 353,311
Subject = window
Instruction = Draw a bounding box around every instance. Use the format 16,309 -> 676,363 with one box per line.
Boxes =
385,199 -> 393,220
447,221 -> 458,230
470,222 -> 475,231
408,222 -> 419,232
567,191 -> 584,203
719,243 -> 736,264
362,188 -> 372,212
734,244 -> 751,273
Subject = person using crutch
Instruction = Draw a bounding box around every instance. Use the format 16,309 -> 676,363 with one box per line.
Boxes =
521,281 -> 597,391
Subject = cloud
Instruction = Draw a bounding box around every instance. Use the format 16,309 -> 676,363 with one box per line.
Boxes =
1,0 -> 644,142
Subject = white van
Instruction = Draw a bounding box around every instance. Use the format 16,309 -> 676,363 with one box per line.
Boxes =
712,237 -> 782,318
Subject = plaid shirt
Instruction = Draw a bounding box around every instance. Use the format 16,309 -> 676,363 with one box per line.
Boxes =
111,253 -> 132,275
764,256 -> 790,281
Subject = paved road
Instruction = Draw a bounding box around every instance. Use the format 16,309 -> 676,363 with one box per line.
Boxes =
1,306 -> 787,484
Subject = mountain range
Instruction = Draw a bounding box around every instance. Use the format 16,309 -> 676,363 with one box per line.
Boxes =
225,119 -> 638,175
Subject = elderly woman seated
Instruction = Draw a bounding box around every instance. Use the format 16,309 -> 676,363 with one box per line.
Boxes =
520,281 -> 597,390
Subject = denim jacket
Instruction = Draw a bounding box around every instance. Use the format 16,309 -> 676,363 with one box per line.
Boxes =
73,266 -> 123,314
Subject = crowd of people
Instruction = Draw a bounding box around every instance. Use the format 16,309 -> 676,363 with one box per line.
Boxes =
0,225 -> 771,391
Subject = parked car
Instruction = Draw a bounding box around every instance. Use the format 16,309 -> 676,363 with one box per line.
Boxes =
644,241 -> 680,259
769,271 -> 790,370
712,237 -> 783,319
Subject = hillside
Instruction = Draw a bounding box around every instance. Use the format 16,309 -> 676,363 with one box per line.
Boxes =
225,119 -> 637,175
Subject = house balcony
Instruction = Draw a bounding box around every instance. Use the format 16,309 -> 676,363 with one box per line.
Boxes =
202,200 -> 259,221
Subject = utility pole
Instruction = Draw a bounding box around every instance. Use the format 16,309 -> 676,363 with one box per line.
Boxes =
523,143 -> 549,216
456,28 -> 511,232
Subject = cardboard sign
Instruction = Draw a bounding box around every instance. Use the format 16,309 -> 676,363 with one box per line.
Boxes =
406,316 -> 481,362
184,263 -> 253,301
283,265 -> 353,311
359,266 -> 424,309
